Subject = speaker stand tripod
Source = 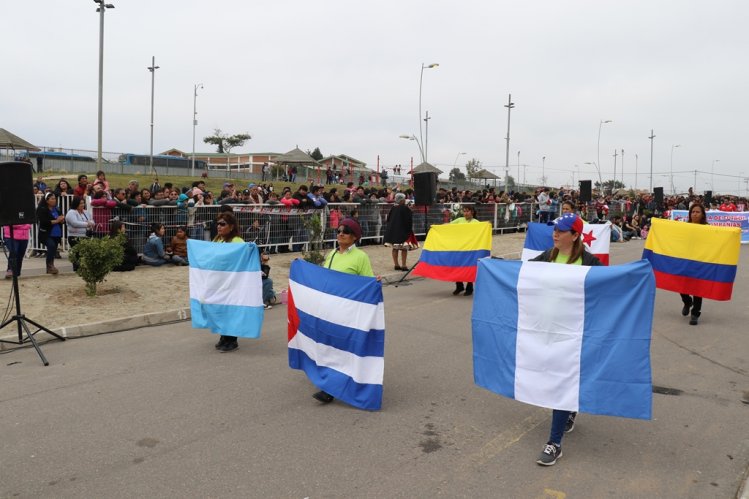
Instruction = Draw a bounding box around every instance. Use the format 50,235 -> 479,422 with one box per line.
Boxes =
0,252 -> 64,366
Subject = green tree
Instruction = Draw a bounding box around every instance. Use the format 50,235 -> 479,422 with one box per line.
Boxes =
309,147 -> 324,161
69,236 -> 124,297
203,129 -> 252,153
449,168 -> 466,181
465,158 -> 482,179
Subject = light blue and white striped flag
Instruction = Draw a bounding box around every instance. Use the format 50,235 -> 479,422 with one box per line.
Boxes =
472,258 -> 655,419
187,239 -> 263,338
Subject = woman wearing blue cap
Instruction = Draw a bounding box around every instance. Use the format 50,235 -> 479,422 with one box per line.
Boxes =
530,212 -> 602,466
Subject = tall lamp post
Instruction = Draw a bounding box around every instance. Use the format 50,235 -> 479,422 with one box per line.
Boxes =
597,120 -> 612,191
94,0 -> 115,172
670,144 -> 681,194
418,63 -> 439,163
147,56 -> 160,175
191,83 -> 204,177
503,94 -> 514,191
711,159 -> 720,191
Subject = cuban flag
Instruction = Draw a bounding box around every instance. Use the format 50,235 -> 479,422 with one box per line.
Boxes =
288,259 -> 385,411
472,258 -> 655,419
521,221 -> 612,265
187,240 -> 264,338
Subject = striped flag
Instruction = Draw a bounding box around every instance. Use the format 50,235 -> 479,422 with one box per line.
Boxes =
412,222 -> 492,282
521,221 -> 612,265
472,258 -> 655,419
643,218 -> 740,300
288,259 -> 385,411
187,240 -> 264,338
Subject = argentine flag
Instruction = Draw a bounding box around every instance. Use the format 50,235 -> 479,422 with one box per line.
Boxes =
288,259 -> 385,411
472,258 -> 655,419
187,239 -> 264,338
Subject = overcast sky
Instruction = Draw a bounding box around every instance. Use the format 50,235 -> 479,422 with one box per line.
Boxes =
2,0 -> 748,194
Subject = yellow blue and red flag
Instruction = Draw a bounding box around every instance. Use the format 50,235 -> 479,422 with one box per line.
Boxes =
642,218 -> 740,301
413,222 -> 492,282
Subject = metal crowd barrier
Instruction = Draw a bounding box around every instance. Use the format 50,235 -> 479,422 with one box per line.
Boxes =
22,198 -> 538,257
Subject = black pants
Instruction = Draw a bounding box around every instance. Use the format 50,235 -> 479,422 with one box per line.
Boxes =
680,294 -> 702,317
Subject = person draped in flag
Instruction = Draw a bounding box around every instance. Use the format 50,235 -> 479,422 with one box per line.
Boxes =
312,217 -> 377,404
530,212 -> 602,466
680,203 -> 708,326
451,205 -> 480,296
212,212 -> 245,352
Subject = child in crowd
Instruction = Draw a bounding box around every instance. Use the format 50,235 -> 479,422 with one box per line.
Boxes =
261,252 -> 275,310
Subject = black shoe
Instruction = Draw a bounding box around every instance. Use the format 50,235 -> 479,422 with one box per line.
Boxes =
689,315 -> 699,326
681,304 -> 690,316
312,391 -> 334,404
219,341 -> 238,352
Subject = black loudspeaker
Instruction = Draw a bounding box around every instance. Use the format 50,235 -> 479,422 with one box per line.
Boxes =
0,161 -> 37,226
704,190 -> 712,206
413,172 -> 437,206
654,187 -> 664,205
579,180 -> 592,202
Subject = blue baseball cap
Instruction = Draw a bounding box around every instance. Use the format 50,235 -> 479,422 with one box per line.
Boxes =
549,213 -> 584,233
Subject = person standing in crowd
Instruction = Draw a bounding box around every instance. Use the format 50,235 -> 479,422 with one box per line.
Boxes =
451,205 -> 480,296
313,217 -> 376,404
212,213 -> 245,352
36,192 -> 65,275
65,197 -> 95,271
3,224 -> 32,279
383,192 -> 414,271
680,203 -> 709,326
530,213 -> 602,466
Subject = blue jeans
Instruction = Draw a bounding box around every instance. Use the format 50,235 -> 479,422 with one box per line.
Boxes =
549,409 -> 571,445
45,237 -> 60,267
6,238 -> 29,276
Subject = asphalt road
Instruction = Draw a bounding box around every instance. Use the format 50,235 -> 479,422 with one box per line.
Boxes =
2,241 -> 748,498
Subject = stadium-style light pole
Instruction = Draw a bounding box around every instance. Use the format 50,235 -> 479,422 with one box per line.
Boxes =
418,63 -> 439,163
95,0 -> 115,172
147,56 -> 160,175
670,144 -> 681,194
191,83 -> 204,177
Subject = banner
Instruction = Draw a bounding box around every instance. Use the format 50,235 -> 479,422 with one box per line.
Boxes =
472,259 -> 655,420
670,210 -> 749,244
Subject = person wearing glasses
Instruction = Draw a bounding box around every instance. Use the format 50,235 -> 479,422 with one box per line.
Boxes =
313,217 -> 376,404
213,212 -> 245,352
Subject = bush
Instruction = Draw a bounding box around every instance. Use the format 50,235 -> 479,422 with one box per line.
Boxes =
69,236 -> 125,296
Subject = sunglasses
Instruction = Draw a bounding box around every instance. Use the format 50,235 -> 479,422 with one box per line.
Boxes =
216,221 -> 228,227
337,226 -> 353,235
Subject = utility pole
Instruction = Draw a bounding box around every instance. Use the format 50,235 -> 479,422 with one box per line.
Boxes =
649,130 -> 656,192
504,94 -> 514,192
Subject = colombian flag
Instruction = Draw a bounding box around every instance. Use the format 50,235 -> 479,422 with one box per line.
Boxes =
413,222 -> 492,282
642,218 -> 740,301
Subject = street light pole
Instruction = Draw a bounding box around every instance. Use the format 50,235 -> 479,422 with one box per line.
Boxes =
418,63 -> 438,163
95,0 -> 115,172
648,130 -> 656,192
503,94 -> 514,191
147,56 -> 160,176
597,119 -> 612,191
192,83 -> 203,177
670,144 -> 681,194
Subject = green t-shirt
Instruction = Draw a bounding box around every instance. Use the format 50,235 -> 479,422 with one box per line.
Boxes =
323,245 -> 374,277
451,217 -> 480,224
553,253 -> 583,265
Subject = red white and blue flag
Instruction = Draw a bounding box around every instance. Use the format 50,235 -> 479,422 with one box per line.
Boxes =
287,259 -> 385,411
521,222 -> 612,265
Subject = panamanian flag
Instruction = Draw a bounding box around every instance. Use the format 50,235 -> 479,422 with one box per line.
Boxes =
472,258 -> 655,419
288,259 -> 385,411
521,221 -> 612,265
187,239 -> 264,338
